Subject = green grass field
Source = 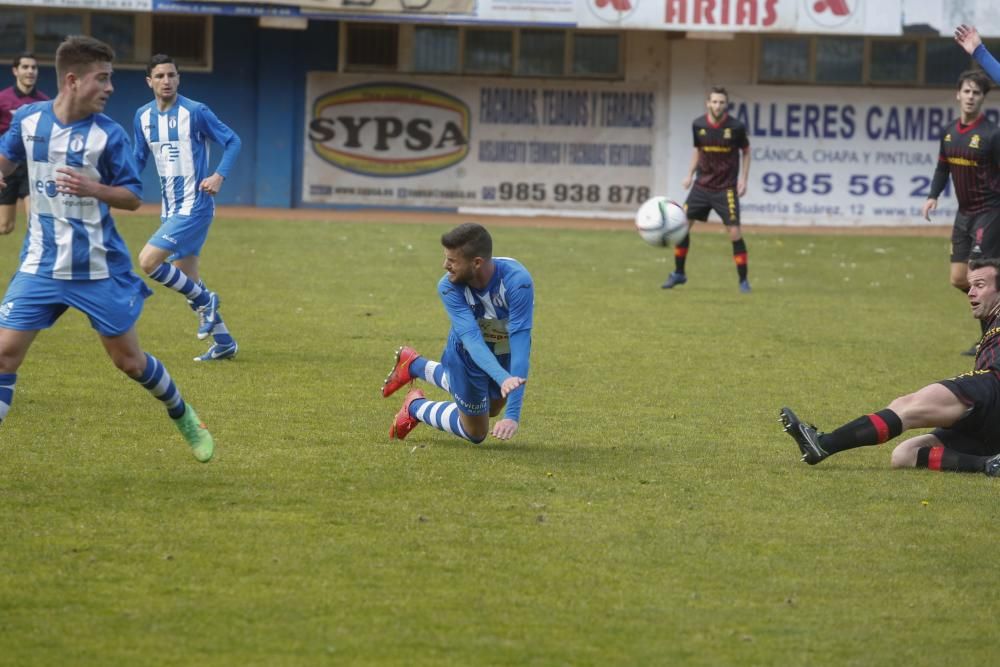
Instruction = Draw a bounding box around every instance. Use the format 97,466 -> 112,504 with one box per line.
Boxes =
1,214 -> 997,666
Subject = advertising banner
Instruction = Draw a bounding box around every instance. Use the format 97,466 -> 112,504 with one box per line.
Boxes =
721,86 -> 985,226
170,0 -> 471,12
303,73 -> 657,212
0,0 -> 151,8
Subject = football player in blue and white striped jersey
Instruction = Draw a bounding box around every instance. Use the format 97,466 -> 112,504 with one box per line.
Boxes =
0,36 -> 214,461
133,54 -> 241,362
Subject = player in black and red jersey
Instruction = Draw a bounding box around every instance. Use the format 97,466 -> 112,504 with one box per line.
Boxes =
662,86 -> 752,293
779,258 -> 1000,477
921,69 -> 1000,354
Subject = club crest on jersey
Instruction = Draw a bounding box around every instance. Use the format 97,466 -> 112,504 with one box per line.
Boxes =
69,134 -> 85,152
970,134 -> 981,149
169,117 -> 178,129
699,128 -> 707,135
944,133 -> 952,142
308,82 -> 470,177
723,128 -> 732,139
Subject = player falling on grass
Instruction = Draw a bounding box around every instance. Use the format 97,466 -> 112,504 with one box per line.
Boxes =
920,67 -> 1000,356
0,52 -> 49,235
0,36 -> 214,462
382,223 -> 533,443
780,258 -> 1000,477
662,85 -> 751,293
133,53 -> 240,362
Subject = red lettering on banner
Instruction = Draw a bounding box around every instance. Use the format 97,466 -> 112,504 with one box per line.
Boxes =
666,0 -> 686,23
694,0 -> 714,24
666,0 -> 779,26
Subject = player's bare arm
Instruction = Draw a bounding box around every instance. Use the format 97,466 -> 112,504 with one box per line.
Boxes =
55,167 -> 141,210
0,154 -> 16,184
738,146 -> 751,197
199,172 -> 224,195
955,24 -> 982,55
921,198 -> 938,222
681,148 -> 699,190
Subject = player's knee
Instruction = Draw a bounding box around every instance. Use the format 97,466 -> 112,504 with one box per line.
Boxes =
137,253 -> 160,276
111,350 -> 146,377
0,214 -> 15,235
467,432 -> 487,445
890,443 -> 917,469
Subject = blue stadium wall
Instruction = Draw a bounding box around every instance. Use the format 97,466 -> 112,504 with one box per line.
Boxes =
25,16 -> 338,209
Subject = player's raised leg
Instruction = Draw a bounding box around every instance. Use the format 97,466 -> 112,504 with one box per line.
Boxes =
382,345 -> 449,397
100,327 -> 214,462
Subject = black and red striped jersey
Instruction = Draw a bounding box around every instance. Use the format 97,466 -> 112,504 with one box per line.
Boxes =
975,313 -> 1000,371
692,113 -> 749,191
931,115 -> 1000,215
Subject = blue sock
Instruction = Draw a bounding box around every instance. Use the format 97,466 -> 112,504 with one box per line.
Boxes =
135,353 -> 186,419
409,357 -> 449,391
150,264 -> 209,308
410,398 -> 483,443
0,372 -> 16,422
211,313 -> 234,346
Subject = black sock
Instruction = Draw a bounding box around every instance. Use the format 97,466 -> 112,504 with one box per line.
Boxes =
732,238 -> 748,281
819,409 -> 903,454
674,235 -> 689,274
916,446 -> 988,472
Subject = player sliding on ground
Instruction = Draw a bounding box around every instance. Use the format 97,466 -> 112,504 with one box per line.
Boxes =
382,223 -> 533,443
780,258 -> 1000,477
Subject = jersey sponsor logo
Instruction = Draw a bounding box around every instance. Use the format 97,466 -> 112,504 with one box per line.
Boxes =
308,82 -> 470,177
946,157 -> 979,167
702,146 -> 732,152
159,143 -> 181,162
23,135 -> 46,143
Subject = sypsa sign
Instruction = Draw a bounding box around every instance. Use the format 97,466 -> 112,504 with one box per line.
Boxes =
308,82 -> 470,177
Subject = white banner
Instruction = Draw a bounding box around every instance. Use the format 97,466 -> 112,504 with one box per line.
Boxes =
719,86 -> 987,226
0,0 -> 151,8
171,0 -> 471,12
303,73 -> 657,211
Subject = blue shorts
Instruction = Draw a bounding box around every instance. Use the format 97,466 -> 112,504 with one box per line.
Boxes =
147,213 -> 213,261
441,341 -> 507,416
0,271 -> 153,337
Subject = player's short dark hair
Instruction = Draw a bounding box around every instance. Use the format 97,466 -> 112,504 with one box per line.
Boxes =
55,36 -> 114,82
146,53 -> 176,76
708,86 -> 729,100
441,223 -> 492,260
958,69 -> 991,95
13,52 -> 36,69
969,258 -> 1000,288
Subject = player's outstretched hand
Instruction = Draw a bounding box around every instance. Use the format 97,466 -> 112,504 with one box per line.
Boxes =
500,376 -> 525,398
492,418 -> 519,440
921,198 -> 938,222
955,24 -> 982,55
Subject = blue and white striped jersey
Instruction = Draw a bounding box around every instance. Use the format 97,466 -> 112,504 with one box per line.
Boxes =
0,101 -> 142,281
439,257 -> 534,358
133,95 -> 241,219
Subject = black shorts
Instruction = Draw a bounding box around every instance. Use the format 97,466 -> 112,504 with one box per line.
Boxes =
685,185 -> 740,226
950,208 -> 1000,262
933,370 -> 1000,455
0,162 -> 29,205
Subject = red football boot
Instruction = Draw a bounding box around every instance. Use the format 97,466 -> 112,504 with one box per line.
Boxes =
390,388 -> 425,440
382,345 -> 420,398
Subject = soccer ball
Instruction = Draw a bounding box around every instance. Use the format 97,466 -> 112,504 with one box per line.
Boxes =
634,196 -> 689,247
